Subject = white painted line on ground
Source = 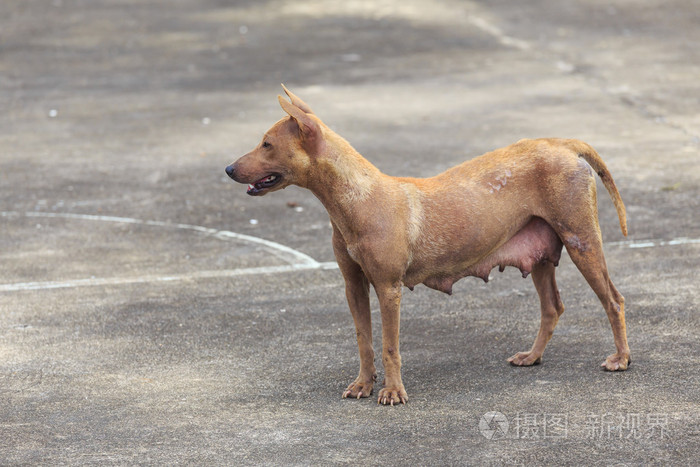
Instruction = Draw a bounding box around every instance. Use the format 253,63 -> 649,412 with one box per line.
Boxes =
1,210 -> 698,293
0,262 -> 340,292
1,211 -> 319,266
0,210 -> 334,292
467,15 -> 531,51
607,237 -> 700,248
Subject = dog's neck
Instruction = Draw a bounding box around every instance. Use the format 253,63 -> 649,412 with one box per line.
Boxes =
303,131 -> 384,233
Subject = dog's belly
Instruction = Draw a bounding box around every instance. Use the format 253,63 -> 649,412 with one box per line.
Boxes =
405,217 -> 563,294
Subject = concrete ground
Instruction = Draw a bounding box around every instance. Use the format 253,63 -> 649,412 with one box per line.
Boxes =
1,0 -> 699,464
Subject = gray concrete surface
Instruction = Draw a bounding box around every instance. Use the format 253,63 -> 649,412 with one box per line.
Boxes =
1,0 -> 699,464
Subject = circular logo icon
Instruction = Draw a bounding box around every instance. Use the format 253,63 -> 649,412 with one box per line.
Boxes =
479,411 -> 509,440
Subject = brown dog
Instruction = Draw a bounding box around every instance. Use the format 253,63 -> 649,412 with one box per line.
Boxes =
225,85 -> 630,406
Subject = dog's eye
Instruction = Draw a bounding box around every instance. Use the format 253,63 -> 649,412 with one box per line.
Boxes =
262,141 -> 272,149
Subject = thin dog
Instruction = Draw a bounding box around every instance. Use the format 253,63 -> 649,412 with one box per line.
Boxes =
225,85 -> 630,406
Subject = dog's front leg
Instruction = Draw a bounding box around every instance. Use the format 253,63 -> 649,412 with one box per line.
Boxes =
334,232 -> 376,399
340,262 -> 377,399
375,282 -> 408,406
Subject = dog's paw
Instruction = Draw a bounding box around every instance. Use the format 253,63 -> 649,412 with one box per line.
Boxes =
342,379 -> 374,399
377,386 -> 407,406
602,353 -> 630,371
507,351 -> 542,367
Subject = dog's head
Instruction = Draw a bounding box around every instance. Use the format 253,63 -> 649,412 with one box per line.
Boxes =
225,85 -> 325,196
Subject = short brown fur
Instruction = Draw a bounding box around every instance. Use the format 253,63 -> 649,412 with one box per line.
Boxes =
226,86 -> 631,406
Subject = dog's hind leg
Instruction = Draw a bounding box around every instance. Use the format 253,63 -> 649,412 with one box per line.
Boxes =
508,261 -> 565,366
565,240 -> 630,371
542,156 -> 629,370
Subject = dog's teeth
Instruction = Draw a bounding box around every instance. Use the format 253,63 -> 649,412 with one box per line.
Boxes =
248,184 -> 254,190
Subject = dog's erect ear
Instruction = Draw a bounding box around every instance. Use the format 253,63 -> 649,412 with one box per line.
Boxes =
278,95 -> 323,155
281,84 -> 314,114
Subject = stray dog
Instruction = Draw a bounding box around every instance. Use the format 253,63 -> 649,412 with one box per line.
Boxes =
225,85 -> 630,406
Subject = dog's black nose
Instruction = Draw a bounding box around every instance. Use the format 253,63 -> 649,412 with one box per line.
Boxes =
225,165 -> 235,179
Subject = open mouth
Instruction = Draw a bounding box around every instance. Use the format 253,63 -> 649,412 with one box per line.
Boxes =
247,174 -> 282,195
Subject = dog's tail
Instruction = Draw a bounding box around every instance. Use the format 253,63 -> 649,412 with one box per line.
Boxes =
567,140 -> 628,236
